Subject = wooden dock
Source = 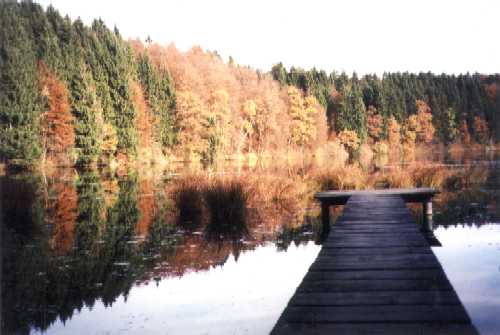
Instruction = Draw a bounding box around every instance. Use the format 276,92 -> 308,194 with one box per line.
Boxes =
271,190 -> 478,335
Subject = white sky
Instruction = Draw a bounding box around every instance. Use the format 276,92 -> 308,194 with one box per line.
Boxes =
36,0 -> 500,75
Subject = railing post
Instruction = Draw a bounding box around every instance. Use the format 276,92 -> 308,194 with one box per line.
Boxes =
321,202 -> 330,232
422,198 -> 433,232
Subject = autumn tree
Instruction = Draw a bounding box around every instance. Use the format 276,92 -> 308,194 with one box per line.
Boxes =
459,120 -> 471,145
338,129 -> 360,153
415,100 -> 435,144
38,62 -> 75,165
366,105 -> 383,143
208,89 -> 232,159
287,86 -> 318,148
240,99 -> 257,152
130,80 -> 154,150
473,116 -> 489,144
402,115 -> 417,148
175,91 -> 210,160
387,117 -> 401,146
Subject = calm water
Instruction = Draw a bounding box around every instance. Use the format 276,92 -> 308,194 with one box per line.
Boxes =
1,151 -> 500,335
433,225 -> 500,335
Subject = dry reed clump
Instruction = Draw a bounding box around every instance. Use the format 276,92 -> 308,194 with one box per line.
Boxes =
316,164 -> 369,191
411,164 -> 450,188
376,167 -> 414,188
170,172 -> 306,234
171,175 -> 205,229
203,180 -> 248,238
244,173 -> 300,211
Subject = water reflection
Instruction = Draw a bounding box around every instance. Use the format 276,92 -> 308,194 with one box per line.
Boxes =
433,224 -> 500,335
1,172 -> 321,334
30,243 -> 321,335
2,149 -> 500,334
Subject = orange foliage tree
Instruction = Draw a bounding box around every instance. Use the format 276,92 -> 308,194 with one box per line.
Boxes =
38,63 -> 75,164
403,115 -> 418,147
366,105 -> 383,143
175,91 -> 210,160
47,182 -> 77,255
145,44 -> 304,156
473,116 -> 489,144
415,100 -> 435,144
130,80 -> 155,150
460,120 -> 471,144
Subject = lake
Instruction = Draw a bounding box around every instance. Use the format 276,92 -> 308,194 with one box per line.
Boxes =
1,148 -> 500,334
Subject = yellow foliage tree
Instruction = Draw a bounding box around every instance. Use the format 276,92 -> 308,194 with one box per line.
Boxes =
175,91 -> 210,160
208,89 -> 232,158
241,99 -> 257,152
287,86 -> 318,148
387,117 -> 401,146
338,129 -> 360,152
403,114 -> 418,147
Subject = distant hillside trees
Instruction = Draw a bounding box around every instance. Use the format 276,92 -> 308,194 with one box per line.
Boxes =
1,1 -> 499,169
271,64 -> 500,145
0,1 -> 176,168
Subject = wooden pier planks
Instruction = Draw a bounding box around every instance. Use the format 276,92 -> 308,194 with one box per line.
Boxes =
271,193 -> 478,335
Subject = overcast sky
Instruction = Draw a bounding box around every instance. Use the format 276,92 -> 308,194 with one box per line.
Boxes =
36,0 -> 499,75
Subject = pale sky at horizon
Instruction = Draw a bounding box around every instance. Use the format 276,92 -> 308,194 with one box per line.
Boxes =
36,0 -> 500,75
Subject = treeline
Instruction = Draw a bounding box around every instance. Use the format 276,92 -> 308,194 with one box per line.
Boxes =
1,1 -> 499,169
272,63 -> 500,145
0,1 -> 176,168
0,1 -> 326,169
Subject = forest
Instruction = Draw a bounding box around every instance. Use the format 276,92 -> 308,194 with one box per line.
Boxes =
1,1 -> 499,170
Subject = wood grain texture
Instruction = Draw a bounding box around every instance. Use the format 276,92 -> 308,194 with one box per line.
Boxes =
271,193 -> 478,335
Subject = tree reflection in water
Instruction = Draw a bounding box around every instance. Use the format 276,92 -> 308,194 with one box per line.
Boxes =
2,158 -> 499,334
1,170 -> 320,334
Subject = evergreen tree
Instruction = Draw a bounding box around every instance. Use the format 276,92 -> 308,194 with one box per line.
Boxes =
0,2 -> 42,165
335,81 -> 367,140
136,54 -> 176,148
70,63 -> 103,166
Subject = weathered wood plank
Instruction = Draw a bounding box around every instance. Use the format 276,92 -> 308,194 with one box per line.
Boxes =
304,269 -> 447,281
281,305 -> 471,323
271,191 -> 477,335
318,246 -> 432,255
272,323 -> 478,335
290,291 -> 461,306
296,279 -> 452,292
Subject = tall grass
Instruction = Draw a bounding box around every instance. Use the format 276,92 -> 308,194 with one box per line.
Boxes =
172,176 -> 204,230
316,164 -> 369,190
204,180 -> 248,239
376,167 -> 414,188
411,164 -> 450,188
